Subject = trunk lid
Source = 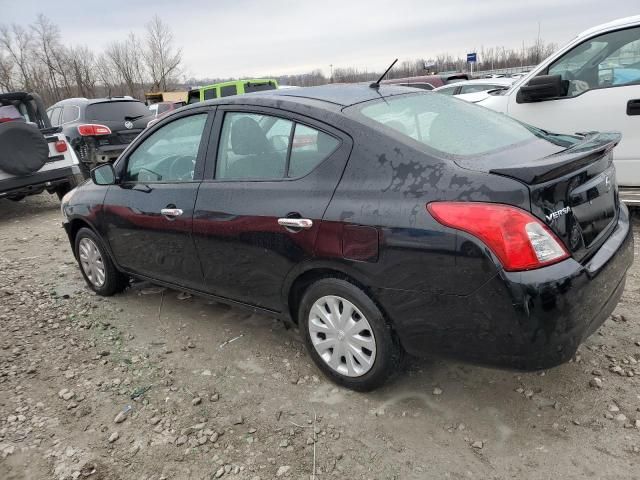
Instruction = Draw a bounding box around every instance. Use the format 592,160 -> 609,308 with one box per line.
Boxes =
456,132 -> 621,262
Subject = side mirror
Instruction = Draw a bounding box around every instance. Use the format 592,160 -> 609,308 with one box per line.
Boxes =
516,74 -> 567,103
90,163 -> 116,185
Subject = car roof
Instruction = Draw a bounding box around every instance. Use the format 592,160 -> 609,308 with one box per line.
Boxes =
53,97 -> 142,107
577,15 -> 640,39
199,83 -> 419,109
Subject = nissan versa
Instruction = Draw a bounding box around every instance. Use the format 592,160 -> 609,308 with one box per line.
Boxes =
60,84 -> 634,391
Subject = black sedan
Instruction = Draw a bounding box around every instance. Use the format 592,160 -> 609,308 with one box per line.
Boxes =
61,84 -> 634,391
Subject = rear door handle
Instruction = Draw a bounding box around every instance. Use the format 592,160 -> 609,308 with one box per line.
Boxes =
627,99 -> 640,115
161,208 -> 183,218
278,218 -> 313,229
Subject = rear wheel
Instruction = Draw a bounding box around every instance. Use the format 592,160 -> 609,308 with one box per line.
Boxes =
298,278 -> 400,391
74,227 -> 128,296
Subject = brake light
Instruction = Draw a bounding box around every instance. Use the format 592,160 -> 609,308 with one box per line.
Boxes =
427,202 -> 569,271
54,140 -> 68,153
77,124 -> 111,136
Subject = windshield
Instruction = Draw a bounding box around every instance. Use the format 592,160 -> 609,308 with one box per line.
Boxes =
348,93 -> 571,157
86,101 -> 150,122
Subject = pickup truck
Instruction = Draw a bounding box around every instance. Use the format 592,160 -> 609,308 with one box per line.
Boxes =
478,15 -> 640,205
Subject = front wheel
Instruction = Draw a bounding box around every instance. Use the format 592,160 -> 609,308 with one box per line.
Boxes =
298,278 -> 401,391
74,227 -> 128,296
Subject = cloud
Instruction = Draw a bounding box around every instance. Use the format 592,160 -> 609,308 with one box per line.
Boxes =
2,0 -> 639,78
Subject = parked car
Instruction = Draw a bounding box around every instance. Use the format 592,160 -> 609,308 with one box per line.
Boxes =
434,78 -> 514,102
0,91 -> 83,201
383,73 -> 469,90
187,79 -> 279,104
47,97 -> 154,177
61,84 -> 633,391
478,15 -> 640,205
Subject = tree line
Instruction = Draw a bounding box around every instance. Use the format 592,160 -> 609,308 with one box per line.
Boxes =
1,14 -> 559,106
0,14 -> 181,105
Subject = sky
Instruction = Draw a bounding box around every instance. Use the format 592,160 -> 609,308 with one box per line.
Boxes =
1,0 -> 639,79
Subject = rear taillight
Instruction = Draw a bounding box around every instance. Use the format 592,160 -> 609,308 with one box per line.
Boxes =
54,140 -> 68,153
77,124 -> 111,136
427,202 -> 569,271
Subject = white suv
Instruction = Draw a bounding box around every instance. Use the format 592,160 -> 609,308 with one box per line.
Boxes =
478,15 -> 640,205
0,92 -> 83,202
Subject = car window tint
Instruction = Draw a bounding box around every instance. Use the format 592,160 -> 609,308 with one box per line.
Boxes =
288,124 -> 339,177
352,93 -> 538,157
220,85 -> 237,97
244,82 -> 276,93
126,114 -> 207,183
216,112 -> 293,180
204,88 -> 217,100
62,106 -> 79,123
548,26 -> 640,97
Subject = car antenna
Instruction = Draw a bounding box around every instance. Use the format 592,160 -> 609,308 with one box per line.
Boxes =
370,59 -> 398,89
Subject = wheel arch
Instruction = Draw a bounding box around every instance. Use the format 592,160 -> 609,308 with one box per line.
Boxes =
283,261 -> 391,329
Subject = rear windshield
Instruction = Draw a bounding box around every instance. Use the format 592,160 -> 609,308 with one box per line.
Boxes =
86,101 -> 150,121
348,93 -> 546,157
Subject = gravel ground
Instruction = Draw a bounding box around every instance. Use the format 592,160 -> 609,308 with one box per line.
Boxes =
0,193 -> 639,480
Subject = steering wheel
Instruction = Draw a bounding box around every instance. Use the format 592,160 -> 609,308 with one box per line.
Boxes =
168,155 -> 196,181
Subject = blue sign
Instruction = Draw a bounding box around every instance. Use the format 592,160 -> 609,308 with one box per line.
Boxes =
467,52 -> 477,63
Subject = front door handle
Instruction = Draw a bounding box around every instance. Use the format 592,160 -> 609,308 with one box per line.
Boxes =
161,208 -> 184,218
278,218 -> 313,229
627,99 -> 640,116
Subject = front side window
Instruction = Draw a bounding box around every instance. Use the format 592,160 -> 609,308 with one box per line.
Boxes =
126,114 -> 207,182
548,26 -> 640,97
350,93 -> 544,157
216,112 -> 339,180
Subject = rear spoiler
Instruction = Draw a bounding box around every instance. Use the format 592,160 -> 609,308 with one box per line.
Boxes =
490,132 -> 621,184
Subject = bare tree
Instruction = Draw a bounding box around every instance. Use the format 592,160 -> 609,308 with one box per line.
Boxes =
104,33 -> 146,97
144,15 -> 181,92
0,24 -> 34,91
67,46 -> 98,98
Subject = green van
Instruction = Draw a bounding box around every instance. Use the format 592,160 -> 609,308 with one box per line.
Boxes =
187,79 -> 279,104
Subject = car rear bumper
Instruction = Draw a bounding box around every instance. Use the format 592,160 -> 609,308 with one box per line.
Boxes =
377,203 -> 634,370
0,165 -> 83,198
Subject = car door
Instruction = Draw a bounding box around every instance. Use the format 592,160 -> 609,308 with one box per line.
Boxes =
193,106 -> 352,311
100,108 -> 213,289
506,25 -> 640,187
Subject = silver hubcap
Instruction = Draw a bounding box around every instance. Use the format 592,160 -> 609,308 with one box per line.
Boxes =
78,237 -> 106,288
308,295 -> 377,377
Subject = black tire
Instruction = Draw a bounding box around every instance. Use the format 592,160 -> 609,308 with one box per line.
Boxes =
298,278 -> 401,391
74,227 -> 128,296
0,122 -> 49,175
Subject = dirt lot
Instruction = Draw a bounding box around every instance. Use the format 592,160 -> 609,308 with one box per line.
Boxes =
0,194 -> 639,480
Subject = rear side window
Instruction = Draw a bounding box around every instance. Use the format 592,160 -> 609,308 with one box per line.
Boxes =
436,86 -> 457,95
244,82 -> 276,93
350,93 -> 539,157
220,85 -> 237,97
62,106 -> 79,123
86,101 -> 150,121
289,124 -> 339,177
48,107 -> 62,126
204,88 -> 217,100
216,112 -> 338,180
